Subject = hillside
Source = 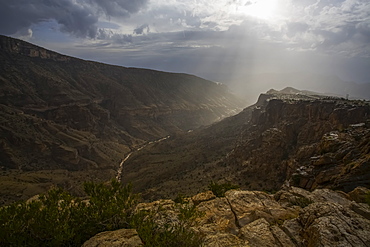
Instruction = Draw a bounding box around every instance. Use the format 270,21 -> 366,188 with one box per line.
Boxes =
121,88 -> 370,200
0,35 -> 244,205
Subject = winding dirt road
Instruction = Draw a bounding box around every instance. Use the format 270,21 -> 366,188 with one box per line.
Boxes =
116,135 -> 170,182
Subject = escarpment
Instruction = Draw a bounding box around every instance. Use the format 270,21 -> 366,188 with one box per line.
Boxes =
122,90 -> 370,200
227,95 -> 370,192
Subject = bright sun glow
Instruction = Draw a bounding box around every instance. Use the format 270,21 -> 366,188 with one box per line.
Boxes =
240,0 -> 279,20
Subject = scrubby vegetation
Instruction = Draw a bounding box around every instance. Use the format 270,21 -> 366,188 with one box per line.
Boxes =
366,192 -> 370,206
132,201 -> 204,247
0,179 -> 204,247
208,181 -> 239,197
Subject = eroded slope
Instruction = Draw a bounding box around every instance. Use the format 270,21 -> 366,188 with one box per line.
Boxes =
0,35 -> 244,204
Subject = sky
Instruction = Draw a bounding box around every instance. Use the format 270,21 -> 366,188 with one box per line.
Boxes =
1,0 -> 370,101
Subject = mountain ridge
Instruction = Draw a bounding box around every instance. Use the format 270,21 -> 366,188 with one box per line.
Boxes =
0,35 -> 244,205
229,72 -> 370,105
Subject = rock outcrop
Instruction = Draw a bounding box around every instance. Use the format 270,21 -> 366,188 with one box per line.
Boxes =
122,89 -> 370,200
227,95 -> 370,192
84,186 -> 370,246
82,229 -> 143,247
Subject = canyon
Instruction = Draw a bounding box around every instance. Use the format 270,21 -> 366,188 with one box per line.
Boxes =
0,35 -> 243,205
1,35 -> 370,246
122,88 -> 370,200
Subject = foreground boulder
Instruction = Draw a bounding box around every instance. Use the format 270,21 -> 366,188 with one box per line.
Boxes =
300,202 -> 370,246
197,186 -> 370,247
83,186 -> 370,246
82,229 -> 143,247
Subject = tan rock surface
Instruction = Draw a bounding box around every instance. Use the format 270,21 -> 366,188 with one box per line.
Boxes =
83,187 -> 370,247
82,229 -> 143,247
192,190 -> 216,206
226,190 -> 299,227
300,202 -> 370,246
196,197 -> 238,234
203,233 -> 249,247
239,218 -> 280,247
199,187 -> 370,246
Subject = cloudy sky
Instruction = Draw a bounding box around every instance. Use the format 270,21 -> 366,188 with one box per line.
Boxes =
1,0 -> 369,100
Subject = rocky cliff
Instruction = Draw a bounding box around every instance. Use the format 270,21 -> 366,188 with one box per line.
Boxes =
227,93 -> 370,192
0,35 -> 244,205
83,186 -> 370,247
121,89 -> 370,200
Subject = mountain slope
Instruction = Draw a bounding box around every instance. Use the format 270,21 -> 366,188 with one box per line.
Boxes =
0,35 -> 244,205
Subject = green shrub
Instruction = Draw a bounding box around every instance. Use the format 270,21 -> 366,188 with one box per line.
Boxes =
174,193 -> 187,204
132,201 -> 204,247
365,192 -> 370,206
208,181 -> 239,197
291,174 -> 301,186
83,179 -> 138,231
0,179 -> 205,247
0,179 -> 138,247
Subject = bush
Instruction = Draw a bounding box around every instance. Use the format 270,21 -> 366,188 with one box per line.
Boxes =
0,179 -> 138,247
174,193 -> 187,204
0,179 -> 205,246
208,181 -> 239,197
132,200 -> 204,247
365,192 -> 370,206
83,179 -> 138,232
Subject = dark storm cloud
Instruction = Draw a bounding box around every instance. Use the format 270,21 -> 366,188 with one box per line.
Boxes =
133,24 -> 150,35
90,0 -> 148,17
0,0 -> 148,38
95,28 -> 133,43
56,0 -> 99,38
111,33 -> 133,44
